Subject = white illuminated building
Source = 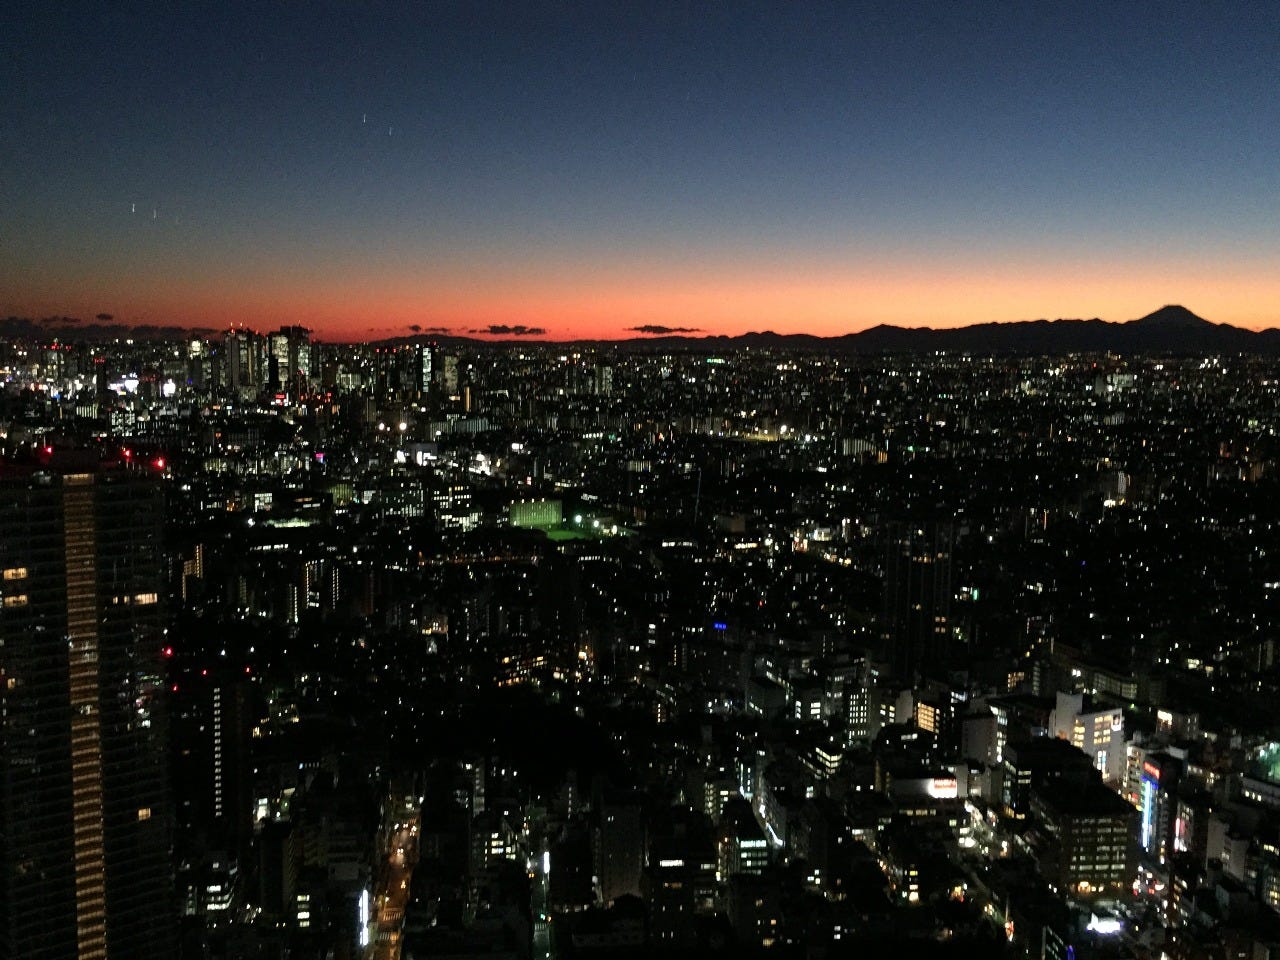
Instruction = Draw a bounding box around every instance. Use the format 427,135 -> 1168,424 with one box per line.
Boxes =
1050,692 -> 1125,784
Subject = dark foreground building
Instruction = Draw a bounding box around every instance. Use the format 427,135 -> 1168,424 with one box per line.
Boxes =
0,469 -> 174,960
881,520 -> 955,682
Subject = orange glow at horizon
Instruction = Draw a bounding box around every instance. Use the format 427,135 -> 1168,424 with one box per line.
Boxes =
10,256 -> 1280,341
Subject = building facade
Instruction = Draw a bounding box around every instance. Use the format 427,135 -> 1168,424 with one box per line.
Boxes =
0,470 -> 173,960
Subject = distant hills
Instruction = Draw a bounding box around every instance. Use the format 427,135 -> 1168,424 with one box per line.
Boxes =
5,305 -> 1279,353
0,315 -> 217,342
600,305 -> 1277,354
401,305 -> 1280,354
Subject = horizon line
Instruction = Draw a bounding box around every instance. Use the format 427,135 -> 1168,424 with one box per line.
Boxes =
5,303 -> 1276,344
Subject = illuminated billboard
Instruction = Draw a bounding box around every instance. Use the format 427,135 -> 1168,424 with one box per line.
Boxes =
1140,773 -> 1158,852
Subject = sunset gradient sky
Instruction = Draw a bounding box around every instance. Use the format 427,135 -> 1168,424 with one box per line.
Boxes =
4,2 -> 1280,341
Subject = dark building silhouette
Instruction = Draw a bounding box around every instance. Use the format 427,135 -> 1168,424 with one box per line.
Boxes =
0,470 -> 174,960
171,667 -> 254,867
94,354 -> 111,417
881,521 -> 954,682
594,793 -> 645,904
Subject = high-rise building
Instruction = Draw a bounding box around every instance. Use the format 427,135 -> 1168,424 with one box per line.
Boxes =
94,353 -> 112,418
881,521 -> 954,682
267,326 -> 311,395
593,363 -> 613,396
0,468 -> 174,960
210,672 -> 252,858
594,796 -> 644,903
437,354 -> 459,396
223,327 -> 263,399
413,343 -> 432,397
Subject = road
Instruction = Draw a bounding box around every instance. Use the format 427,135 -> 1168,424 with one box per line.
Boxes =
368,795 -> 420,960
531,846 -> 553,960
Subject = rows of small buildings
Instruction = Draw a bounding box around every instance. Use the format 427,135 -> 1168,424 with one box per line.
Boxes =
8,337 -> 1280,957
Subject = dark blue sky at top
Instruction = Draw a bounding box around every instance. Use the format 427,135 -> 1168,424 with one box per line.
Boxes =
4,1 -> 1280,330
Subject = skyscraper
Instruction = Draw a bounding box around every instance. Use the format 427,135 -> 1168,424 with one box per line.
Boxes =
881,521 -> 954,683
0,468 -> 174,960
223,327 -> 262,399
268,325 -> 311,395
413,342 -> 432,397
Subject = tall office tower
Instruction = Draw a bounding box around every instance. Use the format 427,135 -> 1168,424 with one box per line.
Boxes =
223,327 -> 262,399
0,469 -> 174,960
594,795 -> 644,903
881,521 -> 955,683
286,326 -> 312,385
186,339 -> 207,392
267,330 -> 288,392
414,343 -> 433,397
268,326 -> 312,395
94,353 -> 112,417
209,672 -> 251,858
436,353 -> 459,396
593,363 -> 613,397
386,344 -> 432,400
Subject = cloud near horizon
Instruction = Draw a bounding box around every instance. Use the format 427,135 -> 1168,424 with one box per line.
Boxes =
469,324 -> 547,336
628,324 -> 703,334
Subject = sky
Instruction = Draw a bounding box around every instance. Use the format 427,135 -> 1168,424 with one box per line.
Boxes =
3,1 -> 1280,341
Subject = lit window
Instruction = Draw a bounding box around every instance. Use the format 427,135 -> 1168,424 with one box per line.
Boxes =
3,568 -> 28,580
137,807 -> 152,821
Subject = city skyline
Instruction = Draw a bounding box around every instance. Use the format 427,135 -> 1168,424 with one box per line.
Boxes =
5,2 -> 1280,340
12,4 -> 1280,956
5,319 -> 1280,956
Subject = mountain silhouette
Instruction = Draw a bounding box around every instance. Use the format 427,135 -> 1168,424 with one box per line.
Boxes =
554,305 -> 1277,354
17,300 -> 1228,353
1128,304 -> 1214,329
618,304 -> 1279,353
3,303 -> 1272,352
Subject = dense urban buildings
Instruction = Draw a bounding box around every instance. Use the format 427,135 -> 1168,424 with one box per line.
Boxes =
5,323 -> 1280,959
